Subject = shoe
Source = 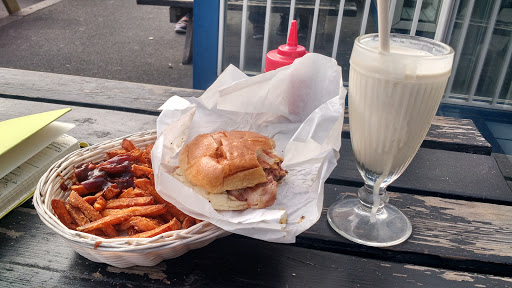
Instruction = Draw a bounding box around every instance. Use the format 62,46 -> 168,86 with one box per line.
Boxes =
175,15 -> 189,34
253,26 -> 264,39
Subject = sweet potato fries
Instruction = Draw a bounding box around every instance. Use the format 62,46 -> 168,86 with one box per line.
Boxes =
51,138 -> 199,239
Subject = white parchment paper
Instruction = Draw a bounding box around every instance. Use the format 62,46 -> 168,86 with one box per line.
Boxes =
152,53 -> 347,243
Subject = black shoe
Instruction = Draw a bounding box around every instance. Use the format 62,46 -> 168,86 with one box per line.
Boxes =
253,26 -> 264,39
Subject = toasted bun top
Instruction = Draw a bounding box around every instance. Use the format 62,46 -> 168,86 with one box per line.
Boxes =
178,131 -> 276,193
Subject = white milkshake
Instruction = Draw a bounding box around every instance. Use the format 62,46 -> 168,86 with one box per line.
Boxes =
348,34 -> 454,221
327,20 -> 455,247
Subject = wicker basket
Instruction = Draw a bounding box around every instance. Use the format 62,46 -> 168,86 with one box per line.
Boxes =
33,130 -> 229,268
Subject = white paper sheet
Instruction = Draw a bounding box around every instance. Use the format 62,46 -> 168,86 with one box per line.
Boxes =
152,53 -> 347,243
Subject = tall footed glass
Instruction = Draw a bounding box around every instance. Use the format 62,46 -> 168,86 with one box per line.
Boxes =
327,34 -> 454,247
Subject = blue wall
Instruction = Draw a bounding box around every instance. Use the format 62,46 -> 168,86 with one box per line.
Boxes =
193,0 -> 220,90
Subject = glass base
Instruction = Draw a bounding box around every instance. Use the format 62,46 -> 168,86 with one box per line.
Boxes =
327,197 -> 412,247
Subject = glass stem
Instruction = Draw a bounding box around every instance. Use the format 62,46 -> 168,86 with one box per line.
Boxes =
357,184 -> 389,214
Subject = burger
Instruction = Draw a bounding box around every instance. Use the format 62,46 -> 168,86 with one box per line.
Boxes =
172,131 -> 287,210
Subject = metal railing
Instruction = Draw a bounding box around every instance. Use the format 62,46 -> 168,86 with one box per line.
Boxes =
218,0 -> 512,110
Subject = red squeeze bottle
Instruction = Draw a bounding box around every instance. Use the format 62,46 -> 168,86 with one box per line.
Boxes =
264,20 -> 307,72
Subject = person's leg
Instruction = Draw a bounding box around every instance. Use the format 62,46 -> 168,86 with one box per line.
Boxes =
297,13 -> 310,38
249,6 -> 265,39
175,12 -> 190,34
276,13 -> 289,35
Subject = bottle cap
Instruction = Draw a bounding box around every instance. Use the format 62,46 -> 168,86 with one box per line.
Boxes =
264,20 -> 307,72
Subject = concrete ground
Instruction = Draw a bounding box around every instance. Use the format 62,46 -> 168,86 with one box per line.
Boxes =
0,0 -> 192,88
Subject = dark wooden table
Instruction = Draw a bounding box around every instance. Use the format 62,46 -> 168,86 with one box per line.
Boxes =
1,68 -> 512,287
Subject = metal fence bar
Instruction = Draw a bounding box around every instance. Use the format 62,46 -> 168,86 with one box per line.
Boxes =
217,0 -> 226,76
308,0 -> 322,52
434,0 -> 453,41
467,0 -> 501,103
389,0 -> 397,31
239,0 -> 249,71
443,97 -> 511,110
444,0 -> 475,100
331,0 -> 347,58
360,0 -> 371,35
410,0 -> 423,36
444,0 -> 460,44
491,35 -> 512,106
506,79 -> 512,106
287,0 -> 296,39
261,0 -> 273,72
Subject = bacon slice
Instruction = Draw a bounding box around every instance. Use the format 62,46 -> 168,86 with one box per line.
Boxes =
228,176 -> 278,209
226,158 -> 286,209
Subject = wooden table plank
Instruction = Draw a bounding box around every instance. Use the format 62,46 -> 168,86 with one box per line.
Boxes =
297,184 -> 512,276
1,207 -> 512,287
0,68 -> 202,114
1,98 -> 508,203
0,68 -> 491,155
1,100 -> 510,269
1,97 -> 511,286
329,138 -> 512,204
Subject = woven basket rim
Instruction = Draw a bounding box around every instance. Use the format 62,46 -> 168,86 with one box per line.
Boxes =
34,130 -> 226,252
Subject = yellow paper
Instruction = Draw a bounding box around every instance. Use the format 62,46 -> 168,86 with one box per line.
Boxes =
0,108 -> 71,156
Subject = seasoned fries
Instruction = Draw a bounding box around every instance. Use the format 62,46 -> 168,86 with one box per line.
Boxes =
52,138 -> 200,241
118,187 -> 151,198
135,178 -> 188,222
182,216 -> 196,229
104,196 -> 154,209
70,184 -> 89,196
100,204 -> 167,217
126,218 -> 181,238
120,216 -> 162,232
93,196 -> 107,211
77,213 -> 134,233
103,184 -> 121,200
64,202 -> 90,226
51,199 -> 77,230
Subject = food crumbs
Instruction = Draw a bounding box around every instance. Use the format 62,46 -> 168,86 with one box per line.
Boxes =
298,216 -> 305,223
94,241 -> 102,249
92,272 -> 102,278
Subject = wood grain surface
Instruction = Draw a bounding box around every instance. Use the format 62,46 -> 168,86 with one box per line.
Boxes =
1,69 -> 510,287
0,68 -> 491,154
2,98 -> 507,204
301,184 -> 512,276
1,207 -> 512,288
330,139 -> 512,204
0,68 -> 201,114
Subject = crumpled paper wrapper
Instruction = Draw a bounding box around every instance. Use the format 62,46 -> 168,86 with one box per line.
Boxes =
152,53 -> 347,243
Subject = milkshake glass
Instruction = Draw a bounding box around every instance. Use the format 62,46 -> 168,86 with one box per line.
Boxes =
327,33 -> 454,247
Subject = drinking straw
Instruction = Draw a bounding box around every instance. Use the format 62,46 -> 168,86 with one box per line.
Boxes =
377,0 -> 390,52
370,0 -> 391,223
